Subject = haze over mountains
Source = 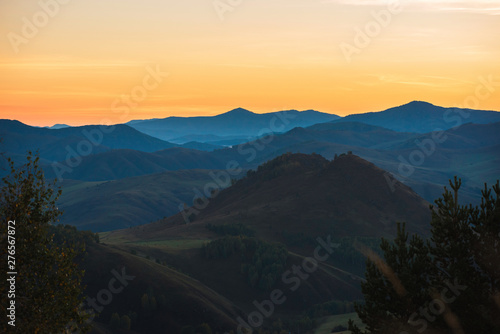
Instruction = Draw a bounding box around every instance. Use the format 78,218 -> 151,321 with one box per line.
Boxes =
58,169 -> 227,231
1,101 -> 499,232
0,120 -> 177,162
46,124 -> 71,129
126,108 -> 341,142
335,101 -> 500,133
126,101 -> 500,141
37,100 -> 500,143
2,100 -> 499,333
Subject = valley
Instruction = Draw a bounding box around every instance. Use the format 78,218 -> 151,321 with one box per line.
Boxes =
1,101 -> 499,333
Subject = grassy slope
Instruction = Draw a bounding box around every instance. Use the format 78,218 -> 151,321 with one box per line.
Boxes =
82,242 -> 241,333
113,154 -> 431,245
98,154 -> 436,331
100,233 -> 364,332
58,169 -> 229,231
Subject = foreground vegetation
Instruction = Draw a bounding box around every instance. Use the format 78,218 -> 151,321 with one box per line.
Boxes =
3,150 -> 497,333
0,153 -> 96,333
349,178 -> 500,333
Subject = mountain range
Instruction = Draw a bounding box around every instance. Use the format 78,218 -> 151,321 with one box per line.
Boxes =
1,100 -> 499,232
125,101 -> 500,143
0,120 -> 177,163
2,100 -> 499,333
335,101 -> 500,133
34,119 -> 499,225
126,108 -> 341,142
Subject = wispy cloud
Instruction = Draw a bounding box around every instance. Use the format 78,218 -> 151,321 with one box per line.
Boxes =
322,0 -> 500,15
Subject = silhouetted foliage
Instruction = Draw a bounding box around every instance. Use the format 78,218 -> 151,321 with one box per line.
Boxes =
253,152 -> 326,181
349,178 -> 500,333
202,236 -> 288,290
206,222 -> 255,237
0,153 -> 89,333
328,236 -> 382,275
50,224 -> 99,249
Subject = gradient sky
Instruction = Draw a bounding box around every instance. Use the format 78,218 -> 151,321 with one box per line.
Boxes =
1,0 -> 499,126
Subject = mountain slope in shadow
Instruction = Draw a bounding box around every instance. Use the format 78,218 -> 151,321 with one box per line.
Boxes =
117,153 -> 431,244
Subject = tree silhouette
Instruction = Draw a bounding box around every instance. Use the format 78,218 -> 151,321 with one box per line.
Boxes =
0,152 -> 88,333
349,178 -> 500,333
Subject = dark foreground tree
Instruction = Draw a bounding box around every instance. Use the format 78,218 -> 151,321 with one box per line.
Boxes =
349,177 -> 500,333
0,153 -> 89,333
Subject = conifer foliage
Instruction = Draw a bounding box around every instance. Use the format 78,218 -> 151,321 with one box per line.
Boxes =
349,177 -> 500,333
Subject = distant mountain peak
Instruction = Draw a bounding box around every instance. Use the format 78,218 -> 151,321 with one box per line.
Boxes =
400,101 -> 437,108
407,100 -> 433,105
224,107 -> 254,115
300,109 -> 321,113
339,100 -> 500,133
48,123 -> 71,129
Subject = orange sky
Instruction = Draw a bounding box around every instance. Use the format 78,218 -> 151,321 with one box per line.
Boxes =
1,0 -> 499,126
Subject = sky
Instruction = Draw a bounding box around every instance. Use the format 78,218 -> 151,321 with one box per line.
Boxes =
0,0 -> 499,126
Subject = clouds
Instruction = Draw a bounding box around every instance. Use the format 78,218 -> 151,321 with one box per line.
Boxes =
322,0 -> 500,15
